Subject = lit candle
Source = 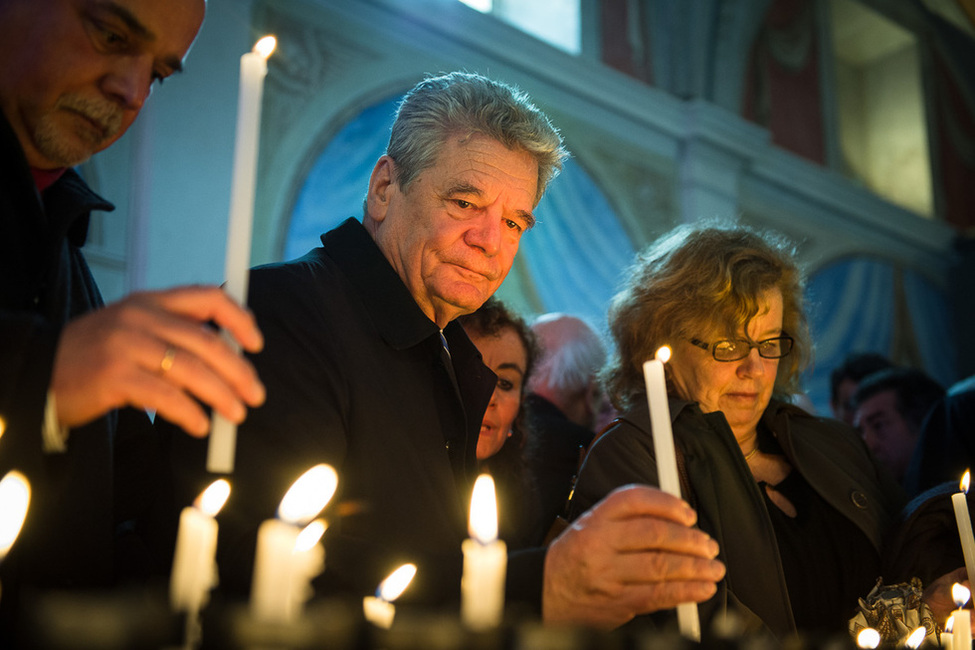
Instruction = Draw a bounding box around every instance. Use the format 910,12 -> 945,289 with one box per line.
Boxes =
905,625 -> 927,649
953,471 -> 975,589
363,563 -> 417,629
251,464 -> 337,623
952,583 -> 971,650
642,346 -> 701,641
170,479 -> 230,613
461,474 -> 506,630
857,627 -> 881,649
208,34 -> 277,475
0,470 -> 30,605
0,471 -> 30,561
943,614 -> 955,649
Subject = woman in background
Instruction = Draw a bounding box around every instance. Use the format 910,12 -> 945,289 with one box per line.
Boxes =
460,298 -> 542,548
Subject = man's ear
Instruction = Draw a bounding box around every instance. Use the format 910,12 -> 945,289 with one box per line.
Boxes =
365,155 -> 395,224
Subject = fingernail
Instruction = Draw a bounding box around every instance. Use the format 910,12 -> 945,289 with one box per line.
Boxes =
707,539 -> 719,558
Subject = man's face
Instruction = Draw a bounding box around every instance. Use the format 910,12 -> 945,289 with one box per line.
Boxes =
855,389 -> 917,481
367,133 -> 538,328
0,0 -> 205,169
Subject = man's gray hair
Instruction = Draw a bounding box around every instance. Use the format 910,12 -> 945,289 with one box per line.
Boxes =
530,314 -> 606,395
387,71 -> 567,206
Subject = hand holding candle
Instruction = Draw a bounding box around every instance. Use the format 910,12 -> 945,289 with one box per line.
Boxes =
643,346 -> 701,641
461,474 -> 506,630
208,34 -> 277,475
251,464 -> 337,623
363,563 -> 417,629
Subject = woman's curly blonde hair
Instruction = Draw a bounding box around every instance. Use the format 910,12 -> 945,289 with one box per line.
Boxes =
601,223 -> 811,411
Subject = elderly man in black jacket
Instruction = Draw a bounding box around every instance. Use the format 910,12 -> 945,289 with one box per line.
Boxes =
170,72 -> 725,629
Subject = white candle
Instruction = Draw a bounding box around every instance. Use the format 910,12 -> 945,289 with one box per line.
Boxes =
953,471 -> 975,590
642,346 -> 701,641
363,563 -> 417,629
251,465 -> 336,623
208,34 -> 277,475
944,614 -> 955,649
857,627 -> 881,649
0,470 -> 30,562
170,479 -> 230,613
461,474 -> 506,630
906,626 -> 927,648
952,584 -> 971,650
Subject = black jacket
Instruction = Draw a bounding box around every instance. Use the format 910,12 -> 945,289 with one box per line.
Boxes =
0,112 -> 158,622
569,397 -> 904,638
169,218 -> 547,609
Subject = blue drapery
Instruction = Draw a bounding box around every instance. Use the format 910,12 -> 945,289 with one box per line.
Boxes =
803,257 -> 957,416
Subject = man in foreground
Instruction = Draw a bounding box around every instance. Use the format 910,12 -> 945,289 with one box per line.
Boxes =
0,0 -> 265,628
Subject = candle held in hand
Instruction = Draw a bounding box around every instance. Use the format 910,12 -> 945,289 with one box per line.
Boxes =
642,346 -> 701,641
461,474 -> 506,630
208,34 -> 277,475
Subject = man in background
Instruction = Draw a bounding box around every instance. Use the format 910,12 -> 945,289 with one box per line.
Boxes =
829,351 -> 893,425
854,366 -> 945,488
525,313 -> 607,537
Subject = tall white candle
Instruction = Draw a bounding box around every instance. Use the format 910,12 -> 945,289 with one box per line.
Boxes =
170,479 -> 230,613
461,474 -> 506,630
251,465 -> 336,623
363,563 -> 417,629
953,470 -> 975,590
643,346 -> 701,641
952,584 -> 971,650
208,34 -> 277,475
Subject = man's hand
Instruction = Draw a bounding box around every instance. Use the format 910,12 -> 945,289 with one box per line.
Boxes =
52,286 -> 265,436
543,484 -> 725,629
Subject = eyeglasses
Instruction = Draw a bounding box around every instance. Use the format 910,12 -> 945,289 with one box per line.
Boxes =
689,335 -> 794,362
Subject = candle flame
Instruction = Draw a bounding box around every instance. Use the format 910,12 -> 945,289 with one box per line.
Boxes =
196,479 -> 231,516
947,614 -> 955,633
655,346 -> 671,363
294,519 -> 327,553
0,416 -> 6,441
953,582 -> 971,607
278,464 -> 338,525
905,626 -> 926,649
856,628 -> 880,649
0,471 -> 30,559
378,563 -> 417,602
468,474 -> 498,543
962,470 -> 971,495
253,35 -> 276,59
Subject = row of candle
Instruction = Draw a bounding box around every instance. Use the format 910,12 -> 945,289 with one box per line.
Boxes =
169,465 -> 507,642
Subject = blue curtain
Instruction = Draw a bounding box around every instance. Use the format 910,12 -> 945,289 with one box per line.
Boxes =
802,259 -> 895,416
802,257 -> 958,416
287,94 -> 633,333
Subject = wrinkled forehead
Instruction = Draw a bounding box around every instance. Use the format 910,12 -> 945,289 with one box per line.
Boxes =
97,0 -> 206,58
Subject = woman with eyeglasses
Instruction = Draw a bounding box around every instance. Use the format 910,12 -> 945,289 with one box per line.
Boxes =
567,224 -> 905,639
